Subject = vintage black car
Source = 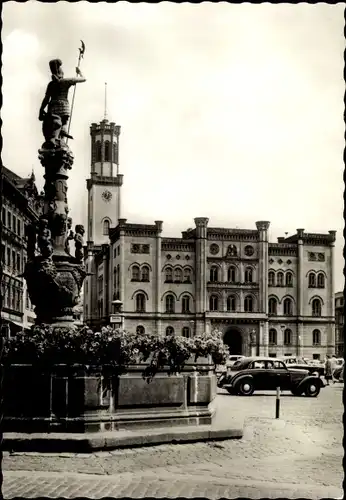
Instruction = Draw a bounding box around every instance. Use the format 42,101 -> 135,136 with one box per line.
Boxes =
217,357 -> 324,397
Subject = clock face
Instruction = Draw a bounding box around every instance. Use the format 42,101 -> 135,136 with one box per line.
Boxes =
102,190 -> 112,202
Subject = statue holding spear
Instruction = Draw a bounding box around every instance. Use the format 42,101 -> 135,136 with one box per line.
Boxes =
39,41 -> 86,149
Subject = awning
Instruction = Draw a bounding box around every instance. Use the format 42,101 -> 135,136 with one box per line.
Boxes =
2,319 -> 25,329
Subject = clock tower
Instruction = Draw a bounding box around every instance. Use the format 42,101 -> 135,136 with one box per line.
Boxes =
86,117 -> 123,244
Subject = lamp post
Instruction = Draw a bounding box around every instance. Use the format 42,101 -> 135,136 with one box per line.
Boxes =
110,299 -> 123,330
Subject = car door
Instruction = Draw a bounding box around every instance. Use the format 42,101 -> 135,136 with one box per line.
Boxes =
249,360 -> 267,390
272,360 -> 291,390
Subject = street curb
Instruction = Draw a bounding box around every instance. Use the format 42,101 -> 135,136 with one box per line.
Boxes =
3,423 -> 244,452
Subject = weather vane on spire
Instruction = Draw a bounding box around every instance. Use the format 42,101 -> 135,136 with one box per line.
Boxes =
104,82 -> 108,121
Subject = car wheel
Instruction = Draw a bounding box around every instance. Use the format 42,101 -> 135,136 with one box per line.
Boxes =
237,380 -> 254,396
304,381 -> 320,397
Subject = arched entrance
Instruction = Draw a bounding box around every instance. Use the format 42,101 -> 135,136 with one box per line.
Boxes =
223,327 -> 243,355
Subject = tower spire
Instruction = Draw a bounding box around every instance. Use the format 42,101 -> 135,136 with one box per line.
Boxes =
104,82 -> 108,121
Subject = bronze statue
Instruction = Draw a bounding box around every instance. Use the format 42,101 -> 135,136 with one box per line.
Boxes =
39,59 -> 86,148
37,218 -> 53,259
65,217 -> 74,255
74,224 -> 85,262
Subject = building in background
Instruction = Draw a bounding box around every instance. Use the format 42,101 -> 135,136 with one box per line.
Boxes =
335,291 -> 344,357
1,166 -> 43,336
84,116 -> 336,359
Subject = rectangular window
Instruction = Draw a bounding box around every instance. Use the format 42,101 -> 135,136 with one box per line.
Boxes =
7,212 -> 11,230
17,254 -> 21,274
269,353 -> 277,358
26,289 -> 30,309
313,354 -> 321,360
7,248 -> 11,267
2,207 -> 6,224
17,219 -> 21,236
12,250 -> 16,270
12,215 -> 16,232
16,289 -> 21,311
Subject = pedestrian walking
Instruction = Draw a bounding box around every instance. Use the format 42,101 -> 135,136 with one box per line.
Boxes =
331,355 -> 338,384
324,355 -> 333,385
339,363 -> 344,383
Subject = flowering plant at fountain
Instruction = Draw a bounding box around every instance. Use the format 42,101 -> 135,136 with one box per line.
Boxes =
2,327 -> 228,382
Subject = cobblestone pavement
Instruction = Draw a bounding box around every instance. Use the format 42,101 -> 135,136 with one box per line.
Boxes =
2,383 -> 344,498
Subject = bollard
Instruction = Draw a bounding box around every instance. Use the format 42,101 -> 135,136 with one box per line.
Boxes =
275,386 -> 280,419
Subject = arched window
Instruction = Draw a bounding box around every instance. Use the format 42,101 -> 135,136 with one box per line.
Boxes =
228,266 -> 236,283
245,267 -> 253,283
165,267 -> 173,282
182,295 -> 190,313
165,294 -> 175,313
210,266 -> 219,282
268,271 -> 275,287
285,272 -> 293,287
182,327 -> 190,338
244,295 -> 253,313
135,293 -> 146,312
284,329 -> 292,345
283,298 -> 293,316
227,295 -> 236,312
104,141 -> 110,162
312,298 -> 322,317
308,272 -> 316,288
136,325 -> 145,334
209,295 -> 219,311
141,265 -> 150,282
268,297 -> 277,315
103,219 -> 110,235
183,268 -> 192,283
313,329 -> 321,345
166,326 -> 175,336
317,273 -> 325,288
132,265 -> 140,281
277,272 -> 284,287
269,329 -> 277,345
174,268 -> 183,282
95,141 -> 102,162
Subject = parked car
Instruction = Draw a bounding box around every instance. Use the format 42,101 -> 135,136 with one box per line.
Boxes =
279,356 -> 324,377
217,357 -> 324,397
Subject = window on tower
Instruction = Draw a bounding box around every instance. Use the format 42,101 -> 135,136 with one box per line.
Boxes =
104,141 -> 110,162
113,142 -> 118,164
103,219 -> 110,235
95,141 -> 102,162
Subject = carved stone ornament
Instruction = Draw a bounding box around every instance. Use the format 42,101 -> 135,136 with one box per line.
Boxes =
210,244 -> 219,255
308,252 -> 317,261
176,255 -> 181,260
318,253 -> 325,262
226,244 -> 237,257
269,258 -> 274,264
278,259 -> 283,264
244,245 -> 254,256
131,243 -> 150,254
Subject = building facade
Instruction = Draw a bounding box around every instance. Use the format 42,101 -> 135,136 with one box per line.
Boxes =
335,291 -> 344,357
84,117 -> 336,359
1,166 -> 42,336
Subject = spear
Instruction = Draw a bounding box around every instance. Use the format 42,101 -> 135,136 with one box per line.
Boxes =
66,40 -> 86,143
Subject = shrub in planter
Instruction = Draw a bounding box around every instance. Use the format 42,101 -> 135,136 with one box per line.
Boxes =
2,326 -> 228,382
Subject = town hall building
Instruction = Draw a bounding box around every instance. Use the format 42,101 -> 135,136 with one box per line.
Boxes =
83,116 -> 336,359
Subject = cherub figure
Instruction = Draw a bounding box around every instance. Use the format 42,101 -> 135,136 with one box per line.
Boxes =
65,217 -> 74,255
37,218 -> 53,259
74,224 -> 85,262
39,59 -> 86,148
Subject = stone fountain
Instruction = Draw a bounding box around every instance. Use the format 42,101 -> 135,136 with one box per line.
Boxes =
24,57 -> 87,328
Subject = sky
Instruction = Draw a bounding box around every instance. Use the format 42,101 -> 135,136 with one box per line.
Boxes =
2,2 -> 345,292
